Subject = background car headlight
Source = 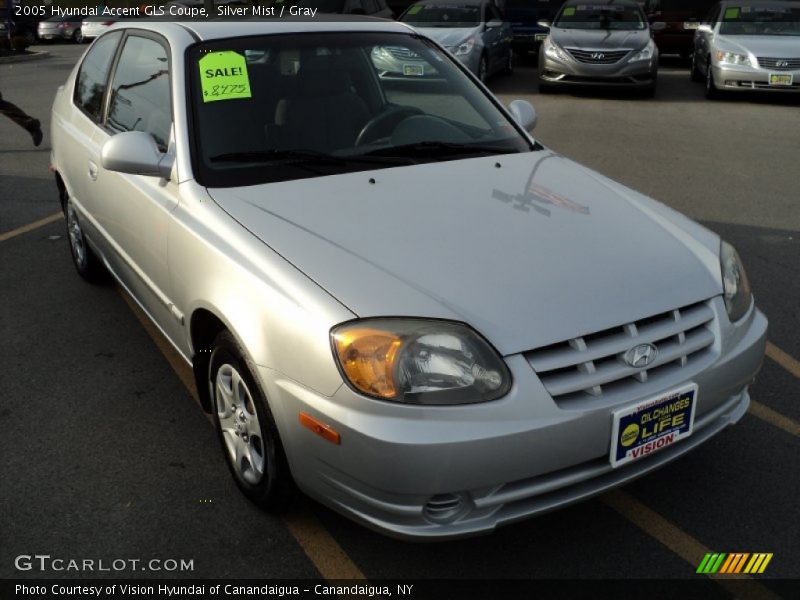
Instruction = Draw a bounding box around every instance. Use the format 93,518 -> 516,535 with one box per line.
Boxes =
543,38 -> 569,61
450,38 -> 476,56
331,319 -> 511,405
629,41 -> 655,62
720,241 -> 752,322
714,51 -> 751,67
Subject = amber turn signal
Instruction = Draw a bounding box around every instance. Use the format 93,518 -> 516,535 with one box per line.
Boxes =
299,412 -> 341,445
332,327 -> 402,399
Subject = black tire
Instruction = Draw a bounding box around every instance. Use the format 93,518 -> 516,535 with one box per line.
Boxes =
65,196 -> 106,283
538,80 -> 556,94
502,49 -> 514,76
705,58 -> 720,99
72,28 -> 82,44
209,330 -> 293,511
478,54 -> 488,83
690,52 -> 703,82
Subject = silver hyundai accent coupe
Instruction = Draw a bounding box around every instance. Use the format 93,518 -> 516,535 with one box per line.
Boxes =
51,18 -> 766,540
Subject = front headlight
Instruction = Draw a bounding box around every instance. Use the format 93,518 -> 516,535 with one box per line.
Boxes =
629,41 -> 655,62
720,241 -> 752,322
331,319 -> 511,405
714,50 -> 751,66
451,38 -> 476,56
543,38 -> 569,61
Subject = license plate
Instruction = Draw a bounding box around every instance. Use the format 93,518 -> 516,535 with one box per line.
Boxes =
610,384 -> 697,468
683,21 -> 699,29
403,64 -> 424,77
535,33 -> 548,41
769,73 -> 793,86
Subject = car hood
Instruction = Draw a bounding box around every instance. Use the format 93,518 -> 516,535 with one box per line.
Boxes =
550,28 -> 651,50
715,35 -> 800,56
208,152 -> 722,355
416,26 -> 482,47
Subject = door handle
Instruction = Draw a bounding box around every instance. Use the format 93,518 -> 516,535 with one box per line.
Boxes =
88,161 -> 98,181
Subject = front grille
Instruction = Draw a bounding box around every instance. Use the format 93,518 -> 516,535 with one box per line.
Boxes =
757,57 -> 800,70
525,300 -> 715,408
384,46 -> 423,61
565,48 -> 630,64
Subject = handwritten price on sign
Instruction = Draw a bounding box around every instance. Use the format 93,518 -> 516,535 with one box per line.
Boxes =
203,84 -> 249,98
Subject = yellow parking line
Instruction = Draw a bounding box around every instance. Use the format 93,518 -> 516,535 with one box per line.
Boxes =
116,286 -> 368,582
601,490 -> 779,600
748,401 -> 800,438
766,341 -> 800,379
0,212 -> 61,243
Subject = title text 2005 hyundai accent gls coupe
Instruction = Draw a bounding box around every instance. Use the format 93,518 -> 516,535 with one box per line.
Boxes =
51,19 -> 766,540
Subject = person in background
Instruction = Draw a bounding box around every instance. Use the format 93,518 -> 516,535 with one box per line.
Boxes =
0,90 -> 43,146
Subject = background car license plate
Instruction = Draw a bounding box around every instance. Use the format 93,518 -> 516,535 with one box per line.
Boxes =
610,384 -> 697,468
535,33 -> 548,41
769,73 -> 793,86
684,22 -> 699,29
403,64 -> 424,77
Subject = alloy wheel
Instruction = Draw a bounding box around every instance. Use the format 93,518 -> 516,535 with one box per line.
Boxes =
66,202 -> 87,268
215,363 -> 265,485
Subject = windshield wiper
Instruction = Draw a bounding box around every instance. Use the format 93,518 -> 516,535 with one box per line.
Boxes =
209,149 -> 412,167
359,141 -> 521,160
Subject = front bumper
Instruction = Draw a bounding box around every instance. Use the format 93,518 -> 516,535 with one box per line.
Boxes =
263,297 -> 767,540
712,63 -> 800,92
539,50 -> 657,87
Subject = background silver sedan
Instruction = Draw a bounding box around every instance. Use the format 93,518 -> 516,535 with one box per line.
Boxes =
37,16 -> 84,43
691,0 -> 800,97
399,0 -> 515,81
51,19 -> 766,540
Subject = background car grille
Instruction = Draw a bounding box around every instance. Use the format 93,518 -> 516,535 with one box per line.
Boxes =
757,57 -> 800,70
384,46 -> 423,61
525,300 -> 716,409
565,48 -> 630,64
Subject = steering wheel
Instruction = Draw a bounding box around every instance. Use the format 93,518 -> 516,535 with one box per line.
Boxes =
355,106 -> 425,147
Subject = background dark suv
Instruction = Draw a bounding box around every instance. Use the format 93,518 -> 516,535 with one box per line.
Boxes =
642,0 -> 717,56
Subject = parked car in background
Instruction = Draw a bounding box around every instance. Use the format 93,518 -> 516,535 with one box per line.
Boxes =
504,0 -> 560,58
642,0 -> 717,56
80,17 -> 117,41
0,7 -> 42,44
51,19 -> 766,541
288,0 -> 395,18
691,0 -> 800,97
37,15 -> 84,43
538,0 -> 664,95
399,0 -> 514,81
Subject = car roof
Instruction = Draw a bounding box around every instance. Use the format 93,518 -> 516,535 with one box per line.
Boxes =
561,0 -> 642,7
110,16 -> 415,43
415,0 -> 486,6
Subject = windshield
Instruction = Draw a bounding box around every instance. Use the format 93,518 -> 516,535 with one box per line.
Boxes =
400,5 -> 482,27
719,5 -> 800,35
554,4 -> 647,30
189,32 -> 532,188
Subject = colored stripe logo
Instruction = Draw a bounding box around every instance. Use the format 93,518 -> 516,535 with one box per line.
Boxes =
696,552 -> 773,574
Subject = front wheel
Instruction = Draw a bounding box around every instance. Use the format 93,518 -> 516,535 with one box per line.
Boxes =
690,52 -> 703,82
65,197 -> 106,283
478,54 -> 488,83
503,49 -> 514,75
72,28 -> 83,44
210,331 -> 293,511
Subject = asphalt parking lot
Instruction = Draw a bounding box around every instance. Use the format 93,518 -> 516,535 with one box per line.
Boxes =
1,42 -> 799,595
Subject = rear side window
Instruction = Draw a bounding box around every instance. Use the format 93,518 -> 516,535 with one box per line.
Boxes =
74,31 -> 123,120
107,35 -> 172,151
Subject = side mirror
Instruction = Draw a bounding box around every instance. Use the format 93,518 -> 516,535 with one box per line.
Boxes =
486,19 -> 503,29
537,20 -> 551,28
508,99 -> 537,132
650,21 -> 667,31
697,23 -> 713,33
101,131 -> 174,179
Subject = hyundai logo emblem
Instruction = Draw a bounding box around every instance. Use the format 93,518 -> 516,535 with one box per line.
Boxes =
624,343 -> 658,368
591,52 -> 605,59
